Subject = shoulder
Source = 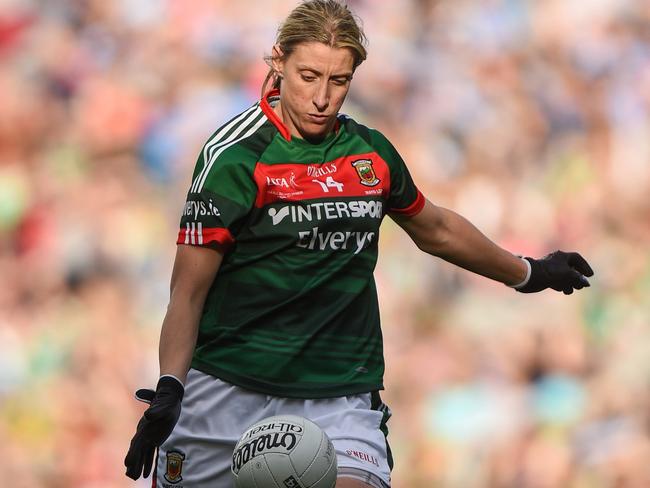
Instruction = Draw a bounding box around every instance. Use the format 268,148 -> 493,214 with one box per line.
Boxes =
197,103 -> 277,168
339,114 -> 403,167
190,103 -> 276,193
338,114 -> 396,151
202,103 -> 275,159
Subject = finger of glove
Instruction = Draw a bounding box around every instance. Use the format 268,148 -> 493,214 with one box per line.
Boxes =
142,446 -> 156,479
558,271 -> 589,294
125,440 -> 145,480
567,252 -> 594,277
125,456 -> 143,480
569,269 -> 590,289
135,388 -> 156,404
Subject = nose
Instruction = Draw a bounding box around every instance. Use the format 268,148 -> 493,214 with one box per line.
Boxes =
312,81 -> 329,112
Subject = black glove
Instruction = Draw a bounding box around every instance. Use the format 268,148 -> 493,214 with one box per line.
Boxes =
124,375 -> 184,480
516,251 -> 594,295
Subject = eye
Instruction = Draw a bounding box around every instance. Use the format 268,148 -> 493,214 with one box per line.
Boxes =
331,78 -> 348,86
301,74 -> 316,82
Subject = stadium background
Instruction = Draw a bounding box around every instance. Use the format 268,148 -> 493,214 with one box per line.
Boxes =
1,0 -> 649,486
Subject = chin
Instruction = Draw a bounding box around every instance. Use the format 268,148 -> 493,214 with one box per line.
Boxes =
299,124 -> 331,141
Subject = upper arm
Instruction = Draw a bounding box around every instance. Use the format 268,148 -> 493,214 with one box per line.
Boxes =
177,137 -> 258,252
169,244 -> 224,306
390,199 -> 447,253
364,128 -> 439,248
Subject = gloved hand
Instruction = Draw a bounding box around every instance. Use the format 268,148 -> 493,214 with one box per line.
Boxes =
515,251 -> 594,295
124,375 -> 184,480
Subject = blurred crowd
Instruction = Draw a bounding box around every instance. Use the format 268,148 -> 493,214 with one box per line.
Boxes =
1,0 -> 649,486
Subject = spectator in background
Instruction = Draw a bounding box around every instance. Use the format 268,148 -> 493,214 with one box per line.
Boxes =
0,0 -> 648,487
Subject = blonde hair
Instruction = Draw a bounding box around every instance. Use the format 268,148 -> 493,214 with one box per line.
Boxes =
261,0 -> 368,96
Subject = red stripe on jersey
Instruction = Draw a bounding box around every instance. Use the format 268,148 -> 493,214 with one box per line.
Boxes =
150,448 -> 159,488
253,152 -> 391,207
176,225 -> 234,249
390,189 -> 425,217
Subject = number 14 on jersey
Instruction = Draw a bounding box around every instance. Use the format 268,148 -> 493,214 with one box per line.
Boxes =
312,176 -> 344,193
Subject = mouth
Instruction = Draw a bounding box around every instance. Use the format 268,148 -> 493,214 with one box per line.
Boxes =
307,114 -> 330,124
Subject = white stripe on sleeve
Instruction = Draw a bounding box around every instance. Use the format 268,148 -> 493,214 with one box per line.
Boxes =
196,112 -> 267,193
191,106 -> 262,193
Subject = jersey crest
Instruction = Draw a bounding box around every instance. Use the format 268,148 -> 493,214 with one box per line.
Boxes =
351,159 -> 380,187
164,450 -> 185,483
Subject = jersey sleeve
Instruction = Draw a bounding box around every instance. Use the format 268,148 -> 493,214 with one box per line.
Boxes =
177,142 -> 257,251
370,129 -> 425,217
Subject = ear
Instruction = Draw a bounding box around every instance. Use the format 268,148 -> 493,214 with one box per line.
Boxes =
271,44 -> 284,76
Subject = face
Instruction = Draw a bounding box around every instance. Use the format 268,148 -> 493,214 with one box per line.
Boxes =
272,42 -> 355,142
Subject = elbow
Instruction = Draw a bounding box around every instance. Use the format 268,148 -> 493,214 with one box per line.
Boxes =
397,201 -> 455,257
415,218 -> 453,257
417,232 -> 450,257
410,223 -> 451,256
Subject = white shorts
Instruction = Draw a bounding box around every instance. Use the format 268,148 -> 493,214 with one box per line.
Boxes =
155,369 -> 392,487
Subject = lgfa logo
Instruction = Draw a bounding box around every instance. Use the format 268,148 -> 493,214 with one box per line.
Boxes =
266,172 -> 299,189
266,176 -> 289,188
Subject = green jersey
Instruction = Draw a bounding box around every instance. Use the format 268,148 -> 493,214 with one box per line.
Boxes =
177,90 -> 424,398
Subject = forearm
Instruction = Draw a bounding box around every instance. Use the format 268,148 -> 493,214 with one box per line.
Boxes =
396,201 -> 527,286
426,208 -> 527,285
158,296 -> 203,384
158,244 -> 223,384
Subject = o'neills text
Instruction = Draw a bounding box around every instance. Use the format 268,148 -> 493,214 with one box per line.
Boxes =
232,432 -> 298,472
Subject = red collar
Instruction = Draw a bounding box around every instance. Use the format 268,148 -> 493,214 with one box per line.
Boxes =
260,89 -> 291,141
260,89 -> 341,142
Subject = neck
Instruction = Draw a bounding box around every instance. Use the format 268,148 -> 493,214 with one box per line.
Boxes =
272,100 -> 334,143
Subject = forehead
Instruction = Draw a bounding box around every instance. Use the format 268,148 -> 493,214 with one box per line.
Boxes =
286,42 -> 355,73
